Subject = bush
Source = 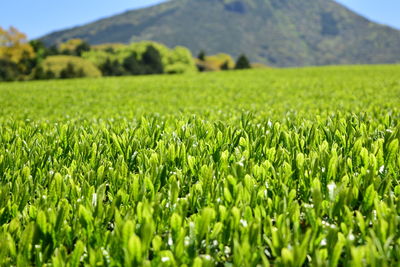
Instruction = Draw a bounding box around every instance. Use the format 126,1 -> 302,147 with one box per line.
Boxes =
220,61 -> 230,70
165,63 -> 193,74
60,63 -> 85,79
41,55 -> 102,78
32,66 -> 55,80
167,46 -> 197,74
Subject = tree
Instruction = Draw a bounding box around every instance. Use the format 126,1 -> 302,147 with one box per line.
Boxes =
122,46 -> 164,75
0,26 -> 35,79
29,40 -> 48,60
0,59 -> 20,81
235,54 -> 251,69
105,47 -> 115,54
18,51 -> 36,75
198,50 -> 206,61
123,52 -> 143,75
75,41 -> 91,56
47,45 -> 59,56
142,45 -> 163,74
29,40 -> 62,77
32,65 -> 45,79
0,26 -> 35,63
100,58 -> 124,76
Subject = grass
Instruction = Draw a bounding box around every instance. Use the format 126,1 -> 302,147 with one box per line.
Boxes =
0,65 -> 400,266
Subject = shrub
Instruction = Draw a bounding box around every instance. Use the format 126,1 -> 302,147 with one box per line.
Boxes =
60,63 -> 85,79
220,60 -> 230,70
41,55 -> 102,78
32,66 -> 55,80
167,46 -> 197,74
165,62 -> 193,74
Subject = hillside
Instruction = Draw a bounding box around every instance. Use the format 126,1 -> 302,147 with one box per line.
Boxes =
40,0 -> 400,67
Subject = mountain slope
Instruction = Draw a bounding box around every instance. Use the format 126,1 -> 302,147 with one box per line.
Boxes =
40,0 -> 400,67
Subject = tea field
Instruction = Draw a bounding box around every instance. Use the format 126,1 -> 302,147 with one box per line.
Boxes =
0,65 -> 400,266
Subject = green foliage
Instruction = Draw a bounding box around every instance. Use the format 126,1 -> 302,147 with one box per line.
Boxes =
60,63 -> 85,79
83,41 -> 197,75
41,55 -> 102,78
0,65 -> 400,266
32,66 -> 56,80
0,26 -> 36,80
220,61 -> 230,70
75,42 -> 91,57
1,29 -> 195,80
165,46 -> 197,74
29,40 -> 51,64
123,52 -> 142,75
198,50 -> 206,61
0,59 -> 20,81
121,46 -> 164,75
235,54 -> 251,70
100,58 -> 125,76
0,26 -> 35,64
81,49 -> 111,67
58,39 -> 91,57
141,45 -> 163,74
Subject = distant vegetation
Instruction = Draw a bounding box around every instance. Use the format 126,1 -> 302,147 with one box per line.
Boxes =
195,51 -> 255,72
0,26 -> 257,82
38,56 -> 102,79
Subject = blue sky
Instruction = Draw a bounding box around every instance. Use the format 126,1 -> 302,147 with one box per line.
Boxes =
1,0 -> 399,39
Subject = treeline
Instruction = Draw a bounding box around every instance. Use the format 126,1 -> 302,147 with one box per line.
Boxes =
0,26 -> 262,82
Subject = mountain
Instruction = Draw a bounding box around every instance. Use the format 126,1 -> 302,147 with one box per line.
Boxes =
40,0 -> 400,67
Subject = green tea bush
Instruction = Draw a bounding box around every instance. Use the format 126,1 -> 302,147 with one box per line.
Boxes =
0,65 -> 399,266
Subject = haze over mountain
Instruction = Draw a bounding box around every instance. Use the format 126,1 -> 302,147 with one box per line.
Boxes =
40,0 -> 400,67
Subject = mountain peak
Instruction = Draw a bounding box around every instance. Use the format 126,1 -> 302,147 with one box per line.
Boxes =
41,0 -> 400,67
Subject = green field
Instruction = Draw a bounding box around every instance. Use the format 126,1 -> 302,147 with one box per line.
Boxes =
1,66 -> 400,266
